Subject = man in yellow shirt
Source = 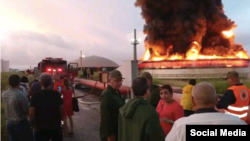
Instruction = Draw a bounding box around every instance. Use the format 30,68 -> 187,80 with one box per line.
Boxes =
180,79 -> 196,116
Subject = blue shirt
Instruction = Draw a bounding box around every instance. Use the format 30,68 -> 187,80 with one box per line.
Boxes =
2,88 -> 29,121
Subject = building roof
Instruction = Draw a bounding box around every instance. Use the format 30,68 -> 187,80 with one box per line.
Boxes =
70,55 -> 119,68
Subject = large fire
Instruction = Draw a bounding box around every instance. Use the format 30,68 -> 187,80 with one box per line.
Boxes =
142,29 -> 249,61
135,0 -> 250,63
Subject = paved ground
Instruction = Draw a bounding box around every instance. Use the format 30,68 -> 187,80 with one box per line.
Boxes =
63,89 -> 101,141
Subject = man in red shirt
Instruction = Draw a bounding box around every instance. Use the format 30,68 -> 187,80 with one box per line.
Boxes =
53,73 -> 64,92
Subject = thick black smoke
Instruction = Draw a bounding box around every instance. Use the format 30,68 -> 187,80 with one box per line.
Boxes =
135,0 -> 245,58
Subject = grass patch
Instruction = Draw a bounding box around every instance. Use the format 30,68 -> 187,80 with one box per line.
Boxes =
1,102 -> 7,141
1,72 -> 34,141
154,78 -> 250,94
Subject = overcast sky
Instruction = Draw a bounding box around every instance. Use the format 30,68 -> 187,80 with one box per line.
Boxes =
1,0 -> 250,69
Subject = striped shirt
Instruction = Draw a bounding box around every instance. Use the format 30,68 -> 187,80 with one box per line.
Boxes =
2,88 -> 29,121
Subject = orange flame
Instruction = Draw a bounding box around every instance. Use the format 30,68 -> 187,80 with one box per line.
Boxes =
222,29 -> 234,38
141,28 -> 249,61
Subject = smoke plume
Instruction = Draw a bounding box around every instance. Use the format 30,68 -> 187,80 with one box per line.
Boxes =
135,0 -> 245,58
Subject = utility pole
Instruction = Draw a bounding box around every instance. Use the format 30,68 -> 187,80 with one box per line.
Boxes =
131,29 -> 140,60
130,29 -> 140,99
80,50 -> 82,70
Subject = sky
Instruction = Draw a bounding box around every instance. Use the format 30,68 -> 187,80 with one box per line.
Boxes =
1,0 -> 250,70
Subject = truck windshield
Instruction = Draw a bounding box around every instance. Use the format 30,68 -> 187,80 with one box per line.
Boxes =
41,60 -> 67,71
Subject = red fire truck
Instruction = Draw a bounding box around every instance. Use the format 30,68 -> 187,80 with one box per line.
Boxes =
36,57 -> 79,83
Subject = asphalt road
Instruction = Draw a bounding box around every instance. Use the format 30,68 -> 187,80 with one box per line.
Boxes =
63,89 -> 101,141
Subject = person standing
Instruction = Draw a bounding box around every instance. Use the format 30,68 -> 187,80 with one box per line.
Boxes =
156,84 -> 184,136
141,72 -> 160,109
87,68 -> 91,78
61,78 -> 74,136
180,79 -> 196,116
29,73 -> 64,141
118,77 -> 165,141
29,81 -> 41,102
102,67 -> 107,72
29,76 -> 39,88
216,71 -> 250,122
19,76 -> 29,100
82,68 -> 85,78
2,75 -> 34,141
83,68 -> 87,78
90,68 -> 94,80
53,73 -> 64,92
99,70 -> 125,141
165,82 -> 247,141
20,76 -> 29,91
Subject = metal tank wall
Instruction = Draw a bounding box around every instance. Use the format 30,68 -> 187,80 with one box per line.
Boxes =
139,67 -> 250,79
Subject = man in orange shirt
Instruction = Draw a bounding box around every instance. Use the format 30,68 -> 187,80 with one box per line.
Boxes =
53,73 -> 64,92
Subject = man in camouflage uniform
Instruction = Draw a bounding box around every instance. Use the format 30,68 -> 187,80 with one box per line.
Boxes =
99,70 -> 125,141
141,72 -> 160,109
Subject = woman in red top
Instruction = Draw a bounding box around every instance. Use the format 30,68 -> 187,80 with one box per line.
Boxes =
61,78 -> 74,136
156,84 -> 184,136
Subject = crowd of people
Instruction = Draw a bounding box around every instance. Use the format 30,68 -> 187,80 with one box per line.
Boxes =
2,69 -> 250,141
2,73 -> 75,141
100,70 -> 250,141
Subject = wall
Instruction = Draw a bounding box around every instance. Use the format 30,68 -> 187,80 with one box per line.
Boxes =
0,59 -> 3,72
119,60 -> 138,87
1,59 -> 10,72
139,67 -> 250,79
117,61 -> 250,80
2,61 -> 10,72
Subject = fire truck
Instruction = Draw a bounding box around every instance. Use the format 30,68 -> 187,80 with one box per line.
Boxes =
35,57 -> 79,83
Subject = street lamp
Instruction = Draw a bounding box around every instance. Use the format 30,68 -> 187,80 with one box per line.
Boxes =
131,29 -> 140,60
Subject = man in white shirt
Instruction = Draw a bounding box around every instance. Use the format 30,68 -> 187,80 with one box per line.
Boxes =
20,76 -> 29,100
165,82 -> 246,141
20,85 -> 29,97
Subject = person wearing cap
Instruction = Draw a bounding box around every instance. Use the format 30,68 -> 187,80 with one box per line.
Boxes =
99,70 -> 125,141
216,71 -> 250,122
141,72 -> 160,109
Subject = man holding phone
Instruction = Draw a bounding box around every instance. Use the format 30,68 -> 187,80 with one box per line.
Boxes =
53,73 -> 64,92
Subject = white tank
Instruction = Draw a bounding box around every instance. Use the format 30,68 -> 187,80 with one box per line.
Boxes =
139,67 -> 250,79
138,59 -> 250,79
2,61 -> 10,72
